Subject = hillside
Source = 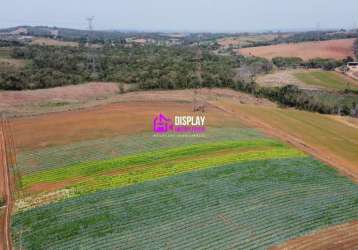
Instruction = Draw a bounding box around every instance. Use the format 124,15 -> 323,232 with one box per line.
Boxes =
239,39 -> 356,60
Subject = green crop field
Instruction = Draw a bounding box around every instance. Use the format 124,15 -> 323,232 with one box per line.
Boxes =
12,157 -> 358,250
294,70 -> 358,91
16,128 -> 262,174
10,120 -> 358,249
21,139 -> 303,197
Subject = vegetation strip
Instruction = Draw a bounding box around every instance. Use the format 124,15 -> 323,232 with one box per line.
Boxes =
294,71 -> 358,91
21,140 -> 284,185
17,128 -> 262,174
20,140 -> 304,195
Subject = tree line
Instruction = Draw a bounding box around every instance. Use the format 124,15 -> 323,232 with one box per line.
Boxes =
0,43 -> 357,117
271,56 -> 351,70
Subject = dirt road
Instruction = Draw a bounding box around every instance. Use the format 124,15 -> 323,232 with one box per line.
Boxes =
0,119 -> 13,250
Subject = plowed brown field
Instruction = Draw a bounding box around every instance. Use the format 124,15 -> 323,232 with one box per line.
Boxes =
271,221 -> 358,250
11,100 -> 240,151
239,39 -> 355,60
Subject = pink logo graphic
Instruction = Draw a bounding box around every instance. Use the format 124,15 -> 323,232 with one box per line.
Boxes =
153,113 -> 174,133
153,113 -> 207,134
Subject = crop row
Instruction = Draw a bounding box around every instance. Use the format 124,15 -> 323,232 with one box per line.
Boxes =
17,128 -> 262,174
21,139 -> 286,185
12,157 -> 358,250
71,148 -> 303,195
21,140 -> 302,192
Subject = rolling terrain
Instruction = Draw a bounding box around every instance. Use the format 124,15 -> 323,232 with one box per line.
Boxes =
239,39 -> 355,60
293,70 -> 358,91
257,69 -> 358,91
2,89 -> 356,249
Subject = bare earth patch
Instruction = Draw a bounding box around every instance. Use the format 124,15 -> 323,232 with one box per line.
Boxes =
270,221 -> 358,250
30,37 -> 79,47
256,70 -> 322,90
0,87 -> 273,117
239,39 -> 355,60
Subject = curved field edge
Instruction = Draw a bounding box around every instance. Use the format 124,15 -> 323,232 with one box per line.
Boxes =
270,221 -> 358,250
293,70 -> 358,91
16,127 -> 263,174
11,157 -> 358,250
213,101 -> 358,181
16,140 -> 304,211
21,139 -> 293,187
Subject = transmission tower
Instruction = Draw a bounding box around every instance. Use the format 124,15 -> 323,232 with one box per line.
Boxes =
86,16 -> 96,76
316,22 -> 321,41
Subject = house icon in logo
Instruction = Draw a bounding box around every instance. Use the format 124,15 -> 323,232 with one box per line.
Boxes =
153,113 -> 173,133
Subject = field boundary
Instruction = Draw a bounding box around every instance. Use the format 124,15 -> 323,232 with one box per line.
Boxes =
0,117 -> 14,250
208,101 -> 358,183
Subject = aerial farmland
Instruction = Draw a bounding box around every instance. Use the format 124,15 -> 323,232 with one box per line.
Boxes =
1,1 -> 358,249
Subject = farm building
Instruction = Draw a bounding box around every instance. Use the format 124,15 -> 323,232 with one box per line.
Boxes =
347,62 -> 358,72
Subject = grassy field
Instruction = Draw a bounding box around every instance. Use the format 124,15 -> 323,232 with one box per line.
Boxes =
12,157 -> 358,250
222,103 -> 358,178
217,34 -> 280,47
30,37 -> 79,47
294,70 -> 358,91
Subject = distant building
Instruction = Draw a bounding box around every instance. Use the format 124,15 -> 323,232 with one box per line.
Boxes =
347,62 -> 358,72
0,33 -> 32,43
10,27 -> 28,35
49,29 -> 59,39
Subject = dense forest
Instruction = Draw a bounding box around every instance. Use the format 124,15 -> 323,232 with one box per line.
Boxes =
0,45 -> 241,90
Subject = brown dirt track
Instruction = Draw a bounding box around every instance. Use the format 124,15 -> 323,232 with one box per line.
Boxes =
239,38 -> 355,60
271,221 -> 358,250
0,130 -> 5,250
0,121 -> 12,250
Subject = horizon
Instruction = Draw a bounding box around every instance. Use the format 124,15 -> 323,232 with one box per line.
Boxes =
1,0 -> 357,33
0,24 -> 355,35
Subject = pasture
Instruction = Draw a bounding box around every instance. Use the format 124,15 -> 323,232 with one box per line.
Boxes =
217,34 -> 280,47
30,37 -> 79,47
219,102 -> 358,180
294,70 -> 358,91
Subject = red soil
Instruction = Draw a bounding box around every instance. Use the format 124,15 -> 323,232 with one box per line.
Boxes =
239,39 -> 355,60
270,221 -> 358,250
11,100 -> 239,151
0,82 -> 119,107
0,121 -> 12,250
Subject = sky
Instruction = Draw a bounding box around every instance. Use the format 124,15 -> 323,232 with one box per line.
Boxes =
1,0 -> 358,32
